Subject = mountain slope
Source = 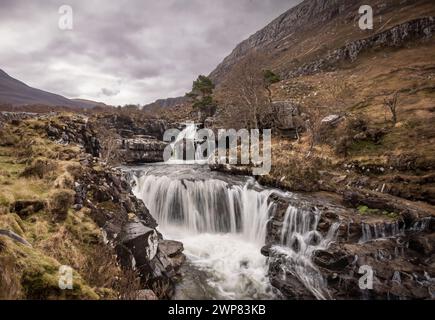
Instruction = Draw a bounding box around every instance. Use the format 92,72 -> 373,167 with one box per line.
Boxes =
209,0 -> 435,84
142,96 -> 188,112
0,69 -> 90,109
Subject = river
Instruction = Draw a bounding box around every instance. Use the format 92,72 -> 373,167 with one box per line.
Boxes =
128,163 -> 339,300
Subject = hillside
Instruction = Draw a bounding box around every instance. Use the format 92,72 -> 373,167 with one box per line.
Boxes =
142,96 -> 188,112
0,69 -> 95,109
209,0 -> 435,84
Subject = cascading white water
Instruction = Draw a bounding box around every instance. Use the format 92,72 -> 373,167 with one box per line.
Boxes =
133,173 -> 274,244
130,163 -> 340,300
359,221 -> 404,243
271,205 -> 340,300
132,165 -> 276,299
167,122 -> 207,164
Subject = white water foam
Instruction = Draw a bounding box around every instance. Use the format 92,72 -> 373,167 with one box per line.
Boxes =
131,164 -> 339,300
132,169 -> 276,299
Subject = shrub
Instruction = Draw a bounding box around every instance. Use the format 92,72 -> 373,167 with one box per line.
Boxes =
20,157 -> 57,179
48,189 -> 75,220
0,129 -> 19,146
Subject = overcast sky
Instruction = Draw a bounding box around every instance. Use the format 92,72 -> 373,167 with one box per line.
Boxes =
0,0 -> 301,106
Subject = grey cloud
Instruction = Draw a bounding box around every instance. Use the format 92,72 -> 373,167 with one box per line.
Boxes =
0,0 -> 302,105
101,88 -> 120,97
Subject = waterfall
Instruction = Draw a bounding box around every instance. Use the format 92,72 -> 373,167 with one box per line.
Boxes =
131,167 -> 277,299
359,221 -> 404,243
133,174 -> 274,244
167,122 -> 207,164
270,205 -> 340,300
130,164 -> 339,300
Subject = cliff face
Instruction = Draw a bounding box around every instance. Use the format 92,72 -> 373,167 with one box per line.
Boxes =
209,0 -> 344,82
209,0 -> 435,84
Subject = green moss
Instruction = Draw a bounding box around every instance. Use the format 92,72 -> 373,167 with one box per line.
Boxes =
0,214 -> 25,236
64,210 -> 101,245
357,205 -> 399,219
349,140 -> 381,156
1,239 -> 98,300
0,156 -> 26,177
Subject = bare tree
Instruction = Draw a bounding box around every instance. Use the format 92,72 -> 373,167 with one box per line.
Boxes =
384,92 -> 399,124
303,107 -> 324,154
220,52 -> 272,129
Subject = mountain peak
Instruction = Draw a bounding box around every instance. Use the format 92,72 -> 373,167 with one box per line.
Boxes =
0,69 -> 90,109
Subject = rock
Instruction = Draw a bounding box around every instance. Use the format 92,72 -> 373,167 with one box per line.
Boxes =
408,234 -> 435,255
268,256 -> 316,300
313,250 -> 352,271
120,220 -> 159,263
0,229 -> 32,247
321,115 -> 342,126
261,245 -> 271,257
10,200 -> 45,218
136,289 -> 158,300
287,17 -> 435,78
158,240 -> 184,258
118,137 -> 168,164
158,240 -> 185,272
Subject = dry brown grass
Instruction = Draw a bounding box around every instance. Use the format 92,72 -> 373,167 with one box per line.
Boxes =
48,189 -> 75,221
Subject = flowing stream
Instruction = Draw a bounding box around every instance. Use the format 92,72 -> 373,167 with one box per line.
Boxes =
127,123 -> 339,300
131,164 -> 276,299
129,163 -> 339,300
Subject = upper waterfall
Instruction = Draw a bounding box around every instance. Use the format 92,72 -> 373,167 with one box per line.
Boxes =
132,165 -> 274,245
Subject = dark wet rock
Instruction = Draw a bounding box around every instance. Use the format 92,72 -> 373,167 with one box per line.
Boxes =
159,240 -> 184,258
313,250 -> 352,271
263,189 -> 435,300
74,163 -> 183,299
343,189 -> 434,223
96,114 -> 169,140
10,200 -> 45,218
408,233 -> 435,256
268,253 -> 316,300
271,101 -> 304,138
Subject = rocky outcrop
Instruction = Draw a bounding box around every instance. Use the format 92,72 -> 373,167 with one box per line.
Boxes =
262,191 -> 435,300
271,101 -> 304,138
286,17 -> 435,78
73,160 -> 184,298
0,111 -> 37,126
117,136 -> 168,164
97,114 -> 169,140
46,115 -> 101,157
